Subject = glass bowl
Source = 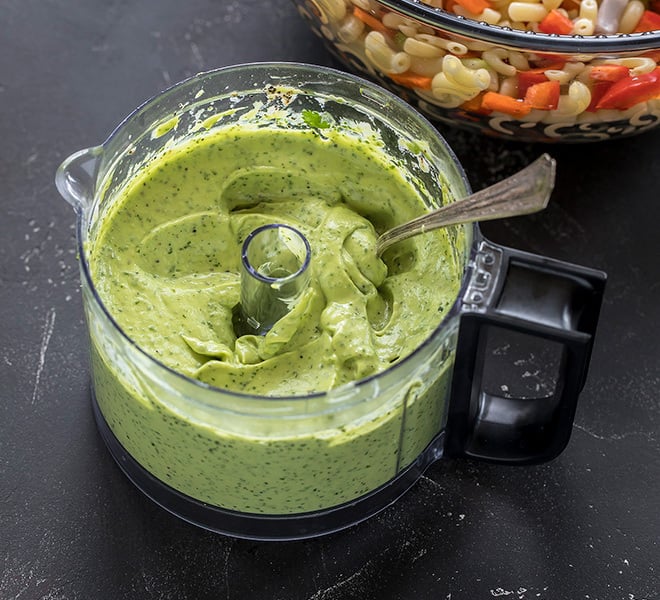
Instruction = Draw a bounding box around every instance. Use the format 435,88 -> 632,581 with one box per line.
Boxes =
292,0 -> 660,142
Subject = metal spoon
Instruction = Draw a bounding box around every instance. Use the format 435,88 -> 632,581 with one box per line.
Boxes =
376,153 -> 556,256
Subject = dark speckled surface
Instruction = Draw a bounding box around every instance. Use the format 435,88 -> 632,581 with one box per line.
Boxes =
1,1 -> 659,598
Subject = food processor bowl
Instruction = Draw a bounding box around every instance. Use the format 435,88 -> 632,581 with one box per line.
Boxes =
57,62 -> 606,540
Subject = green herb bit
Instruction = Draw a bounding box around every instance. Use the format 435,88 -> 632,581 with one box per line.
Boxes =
302,110 -> 331,130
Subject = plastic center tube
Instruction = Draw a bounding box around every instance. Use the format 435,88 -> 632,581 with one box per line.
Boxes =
236,223 -> 312,336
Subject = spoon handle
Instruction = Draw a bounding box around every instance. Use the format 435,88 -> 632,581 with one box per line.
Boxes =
376,153 -> 556,256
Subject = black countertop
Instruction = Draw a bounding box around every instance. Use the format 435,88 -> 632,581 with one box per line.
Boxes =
2,1 -> 659,598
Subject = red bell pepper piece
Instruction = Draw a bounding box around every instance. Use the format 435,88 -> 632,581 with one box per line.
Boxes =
538,9 -> 574,35
589,64 -> 630,82
633,10 -> 660,33
524,80 -> 560,110
587,81 -> 615,112
454,0 -> 492,14
517,71 -> 549,98
595,67 -> 660,110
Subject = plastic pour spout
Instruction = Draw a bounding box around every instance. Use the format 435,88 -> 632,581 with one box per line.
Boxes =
234,224 -> 312,336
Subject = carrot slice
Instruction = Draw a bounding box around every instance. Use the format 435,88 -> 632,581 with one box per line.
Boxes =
388,71 -> 433,90
481,91 -> 532,117
353,6 -> 390,35
460,92 -> 491,114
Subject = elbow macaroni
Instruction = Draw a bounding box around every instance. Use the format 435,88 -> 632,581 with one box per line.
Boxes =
430,55 -> 491,107
507,2 -> 549,23
364,31 -> 411,74
619,0 -> 646,33
403,36 -> 445,58
543,81 -> 592,122
579,0 -> 599,21
573,17 -> 595,35
409,55 -> 447,77
337,14 -> 365,43
483,48 -> 517,77
314,0 -> 348,22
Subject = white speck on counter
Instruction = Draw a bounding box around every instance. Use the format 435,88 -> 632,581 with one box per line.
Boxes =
307,558 -> 374,600
0,554 -> 78,600
30,308 -> 56,404
419,474 -> 445,492
573,423 -> 657,443
412,548 -> 427,562
222,1 -> 243,24
490,587 -> 529,598
190,41 -> 204,70
222,539 -> 234,599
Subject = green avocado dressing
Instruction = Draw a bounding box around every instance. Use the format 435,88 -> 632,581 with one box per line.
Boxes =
88,121 -> 462,514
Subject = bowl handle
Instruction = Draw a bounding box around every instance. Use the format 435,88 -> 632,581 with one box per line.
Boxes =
444,239 -> 606,464
55,146 -> 103,213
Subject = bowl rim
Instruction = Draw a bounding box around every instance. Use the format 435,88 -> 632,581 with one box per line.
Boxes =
380,0 -> 660,53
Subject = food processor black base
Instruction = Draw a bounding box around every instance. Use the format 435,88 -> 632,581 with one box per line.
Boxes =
91,392 -> 436,541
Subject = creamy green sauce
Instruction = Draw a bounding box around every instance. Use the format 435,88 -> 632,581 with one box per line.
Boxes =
89,122 -> 461,514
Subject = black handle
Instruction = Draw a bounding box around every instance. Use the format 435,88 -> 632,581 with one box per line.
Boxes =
445,240 -> 606,464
